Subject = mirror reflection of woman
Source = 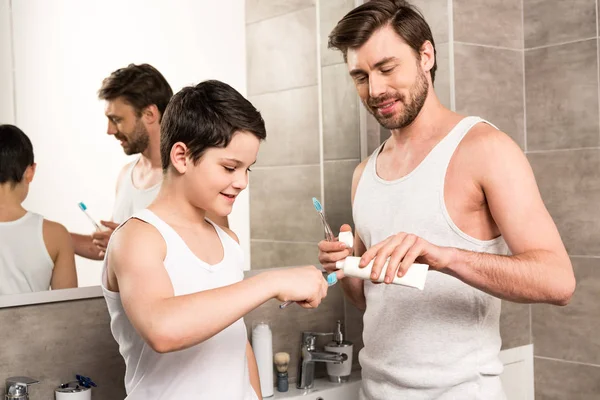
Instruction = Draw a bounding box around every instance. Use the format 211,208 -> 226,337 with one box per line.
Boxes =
0,124 -> 78,295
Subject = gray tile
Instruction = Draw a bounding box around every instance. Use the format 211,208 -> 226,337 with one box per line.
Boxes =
524,0 -> 596,48
435,43 -> 451,110
525,39 -> 599,151
366,113 -> 382,156
246,0 -> 315,24
250,165 -> 322,242
320,0 -> 355,66
454,44 -> 525,149
532,257 -> 600,364
534,358 -> 600,399
244,283 -> 345,382
324,160 -> 360,235
528,150 -> 600,256
454,0 -> 523,49
500,301 -> 531,350
251,240 -> 320,270
322,64 -> 361,160
380,126 -> 391,144
247,7 -> 317,95
251,86 -> 320,167
0,298 -> 126,400
409,0 -> 450,44
344,299 -> 364,371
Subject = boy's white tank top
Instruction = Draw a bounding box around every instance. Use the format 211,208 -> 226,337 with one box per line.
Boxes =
0,212 -> 53,295
101,209 -> 258,400
353,116 -> 510,400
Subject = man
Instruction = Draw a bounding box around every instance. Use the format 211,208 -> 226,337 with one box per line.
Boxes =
318,1 -> 575,399
0,124 -> 77,294
72,64 -> 228,259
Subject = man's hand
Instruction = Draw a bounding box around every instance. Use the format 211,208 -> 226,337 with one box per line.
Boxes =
318,224 -> 354,280
360,233 -> 455,284
92,220 -> 120,257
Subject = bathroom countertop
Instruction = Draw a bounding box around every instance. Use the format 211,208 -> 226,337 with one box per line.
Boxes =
270,371 -> 362,399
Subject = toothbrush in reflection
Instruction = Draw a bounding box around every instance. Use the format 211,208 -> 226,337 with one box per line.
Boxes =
280,197 -> 336,309
78,202 -> 101,231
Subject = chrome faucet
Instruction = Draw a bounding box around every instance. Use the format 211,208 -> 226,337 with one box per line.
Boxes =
5,377 -> 39,400
296,331 -> 348,390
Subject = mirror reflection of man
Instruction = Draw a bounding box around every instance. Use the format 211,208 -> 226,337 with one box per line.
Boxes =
71,64 -> 228,259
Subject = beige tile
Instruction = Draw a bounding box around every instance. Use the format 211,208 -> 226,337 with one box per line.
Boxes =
247,7 -> 317,95
435,43 -> 451,110
344,299 -> 364,371
0,298 -> 125,400
454,44 -> 525,149
324,160 -> 360,234
528,150 -> 600,256
322,63 -> 361,161
524,0 -> 596,48
409,0 -> 450,44
250,165 -> 322,242
500,301 -> 531,350
246,0 -> 315,24
251,240 -> 320,270
532,257 -> 600,364
244,282 -> 345,382
525,39 -> 599,151
454,0 -> 523,49
251,86 -> 320,167
534,358 -> 600,399
320,0 -> 355,66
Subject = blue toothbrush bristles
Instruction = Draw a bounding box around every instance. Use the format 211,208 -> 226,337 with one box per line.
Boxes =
312,197 -> 323,212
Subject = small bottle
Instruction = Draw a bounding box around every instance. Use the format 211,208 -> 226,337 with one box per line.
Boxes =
252,322 -> 274,397
324,320 -> 353,383
335,256 -> 429,290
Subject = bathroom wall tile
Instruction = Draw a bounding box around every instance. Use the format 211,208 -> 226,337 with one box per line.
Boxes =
532,257 -> 600,364
247,7 -> 317,95
534,358 -> 600,399
380,126 -> 391,144
523,0 -> 596,48
251,240 -> 320,270
409,0 -> 450,44
251,86 -> 320,167
454,0 -> 523,49
525,39 -> 599,151
320,0 -> 354,66
324,160 -> 360,234
454,44 -> 524,149
250,165 -> 322,242
528,149 -> 600,256
322,63 -> 361,161
244,277 -> 345,382
344,299 -> 364,371
500,301 -> 531,350
435,43 -> 451,110
366,113 -> 382,156
246,0 -> 315,24
0,298 -> 125,400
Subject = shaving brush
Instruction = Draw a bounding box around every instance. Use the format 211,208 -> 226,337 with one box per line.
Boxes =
274,352 -> 290,392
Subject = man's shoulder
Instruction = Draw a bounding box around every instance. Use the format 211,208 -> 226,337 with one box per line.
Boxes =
458,122 -> 521,160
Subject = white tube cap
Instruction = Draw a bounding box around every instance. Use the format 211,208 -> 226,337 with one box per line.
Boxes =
338,231 -> 354,248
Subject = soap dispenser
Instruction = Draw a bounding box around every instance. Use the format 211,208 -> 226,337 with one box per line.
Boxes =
324,320 -> 353,383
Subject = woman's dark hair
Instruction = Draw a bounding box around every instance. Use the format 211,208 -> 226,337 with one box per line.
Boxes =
160,80 -> 267,171
328,0 -> 437,83
0,124 -> 34,185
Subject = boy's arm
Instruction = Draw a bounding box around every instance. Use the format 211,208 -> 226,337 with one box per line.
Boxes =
246,340 -> 262,399
44,220 -> 78,289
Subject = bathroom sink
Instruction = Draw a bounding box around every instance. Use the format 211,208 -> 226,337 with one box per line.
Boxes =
271,372 -> 361,400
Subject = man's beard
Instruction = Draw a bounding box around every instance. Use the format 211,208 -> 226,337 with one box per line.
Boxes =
115,119 -> 150,155
365,68 -> 429,130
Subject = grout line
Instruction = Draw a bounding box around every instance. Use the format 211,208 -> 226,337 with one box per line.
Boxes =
252,163 -> 321,170
535,356 -> 600,368
251,239 -> 319,245
569,254 -> 600,258
525,36 -> 597,51
454,41 -> 522,52
246,5 -> 315,26
596,0 -> 600,146
521,0 -> 527,152
249,83 -> 318,99
315,0 -> 326,208
448,0 -> 456,112
525,146 -> 600,154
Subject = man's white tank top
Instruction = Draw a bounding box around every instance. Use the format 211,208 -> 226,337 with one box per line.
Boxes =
0,212 -> 53,295
353,116 -> 510,400
101,209 -> 258,400
112,158 -> 161,223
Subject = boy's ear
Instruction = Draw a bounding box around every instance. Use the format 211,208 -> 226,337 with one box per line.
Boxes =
24,163 -> 36,183
170,142 -> 189,174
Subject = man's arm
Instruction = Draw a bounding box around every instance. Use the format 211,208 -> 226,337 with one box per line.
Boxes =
44,220 -> 78,289
246,340 -> 262,399
71,233 -> 103,260
364,127 -> 575,305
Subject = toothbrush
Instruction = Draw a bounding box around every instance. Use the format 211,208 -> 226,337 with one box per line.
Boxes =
78,202 -> 101,231
279,197 -> 336,309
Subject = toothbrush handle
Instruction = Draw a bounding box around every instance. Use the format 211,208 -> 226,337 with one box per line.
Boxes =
279,300 -> 293,309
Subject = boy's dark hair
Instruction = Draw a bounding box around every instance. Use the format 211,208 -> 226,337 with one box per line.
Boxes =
160,80 -> 267,171
98,63 -> 173,121
328,0 -> 437,83
0,124 -> 34,185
